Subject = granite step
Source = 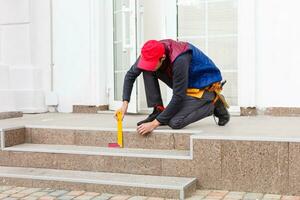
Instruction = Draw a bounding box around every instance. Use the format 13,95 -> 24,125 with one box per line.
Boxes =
4,127 -> 192,150
0,166 -> 197,199
0,111 -> 23,120
1,143 -> 192,175
3,143 -> 191,159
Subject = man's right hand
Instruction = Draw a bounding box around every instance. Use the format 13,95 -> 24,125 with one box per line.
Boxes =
114,101 -> 129,121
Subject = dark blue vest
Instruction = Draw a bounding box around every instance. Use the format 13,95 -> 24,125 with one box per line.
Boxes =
188,43 -> 222,89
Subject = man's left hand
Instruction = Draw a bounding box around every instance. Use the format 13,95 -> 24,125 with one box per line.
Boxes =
137,119 -> 160,135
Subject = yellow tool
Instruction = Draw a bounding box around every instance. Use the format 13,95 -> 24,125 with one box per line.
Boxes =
116,111 -> 123,148
108,111 -> 123,148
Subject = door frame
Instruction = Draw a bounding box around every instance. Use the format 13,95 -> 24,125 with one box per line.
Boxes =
171,0 -> 256,114
107,0 -> 138,113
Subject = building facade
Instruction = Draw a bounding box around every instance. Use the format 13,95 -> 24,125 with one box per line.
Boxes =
0,0 -> 300,114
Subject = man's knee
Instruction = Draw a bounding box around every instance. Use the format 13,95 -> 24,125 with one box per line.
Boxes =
168,119 -> 185,129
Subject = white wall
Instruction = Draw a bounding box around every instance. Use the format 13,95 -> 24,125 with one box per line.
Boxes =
0,0 -> 47,113
30,0 -> 51,92
0,0 -> 108,113
1,0 -> 300,113
255,0 -> 300,107
52,0 -> 107,112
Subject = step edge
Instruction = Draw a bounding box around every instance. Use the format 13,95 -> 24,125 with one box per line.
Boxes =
0,126 -> 25,132
191,134 -> 300,143
25,125 -> 202,134
183,178 -> 197,190
181,178 -> 198,200
0,166 -> 196,183
0,169 -> 196,190
3,125 -> 300,142
3,144 -> 192,160
0,173 -> 185,190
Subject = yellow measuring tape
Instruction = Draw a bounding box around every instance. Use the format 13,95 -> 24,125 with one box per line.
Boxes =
116,111 -> 123,148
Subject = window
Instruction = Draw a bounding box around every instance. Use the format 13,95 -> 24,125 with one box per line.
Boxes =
177,0 -> 238,105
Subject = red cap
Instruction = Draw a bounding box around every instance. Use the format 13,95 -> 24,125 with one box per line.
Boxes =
138,40 -> 165,71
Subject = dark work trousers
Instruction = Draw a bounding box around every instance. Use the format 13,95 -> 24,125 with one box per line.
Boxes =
143,71 -> 216,129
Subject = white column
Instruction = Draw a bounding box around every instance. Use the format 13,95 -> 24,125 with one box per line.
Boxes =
237,0 -> 256,107
0,0 -> 47,113
52,0 -> 109,112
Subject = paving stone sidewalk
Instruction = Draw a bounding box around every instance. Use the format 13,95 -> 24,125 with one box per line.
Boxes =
1,185 -> 300,200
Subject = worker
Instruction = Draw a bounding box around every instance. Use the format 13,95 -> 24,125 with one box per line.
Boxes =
114,39 -> 230,135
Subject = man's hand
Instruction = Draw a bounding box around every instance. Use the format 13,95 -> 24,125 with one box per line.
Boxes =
137,119 -> 160,135
114,101 -> 129,121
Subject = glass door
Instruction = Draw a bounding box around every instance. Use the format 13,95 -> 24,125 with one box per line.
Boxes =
109,0 -> 137,113
177,0 -> 239,113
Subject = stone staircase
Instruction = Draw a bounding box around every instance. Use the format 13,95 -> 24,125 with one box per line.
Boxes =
0,127 -> 197,199
0,125 -> 300,199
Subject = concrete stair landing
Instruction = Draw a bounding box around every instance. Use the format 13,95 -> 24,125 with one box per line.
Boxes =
0,166 -> 196,199
1,113 -> 300,197
3,143 -> 191,159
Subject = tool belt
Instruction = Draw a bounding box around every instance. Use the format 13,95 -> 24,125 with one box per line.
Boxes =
186,81 -> 230,109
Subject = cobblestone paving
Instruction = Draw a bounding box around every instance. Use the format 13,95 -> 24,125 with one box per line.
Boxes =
1,186 -> 300,200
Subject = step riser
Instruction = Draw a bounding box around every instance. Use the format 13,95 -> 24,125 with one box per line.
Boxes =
0,151 -> 165,176
0,177 -> 193,199
0,151 -> 186,177
3,128 -> 25,148
0,111 -> 23,120
23,128 -> 190,150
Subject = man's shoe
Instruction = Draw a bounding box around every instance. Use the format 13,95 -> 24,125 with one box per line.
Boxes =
213,96 -> 230,126
137,106 -> 164,126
